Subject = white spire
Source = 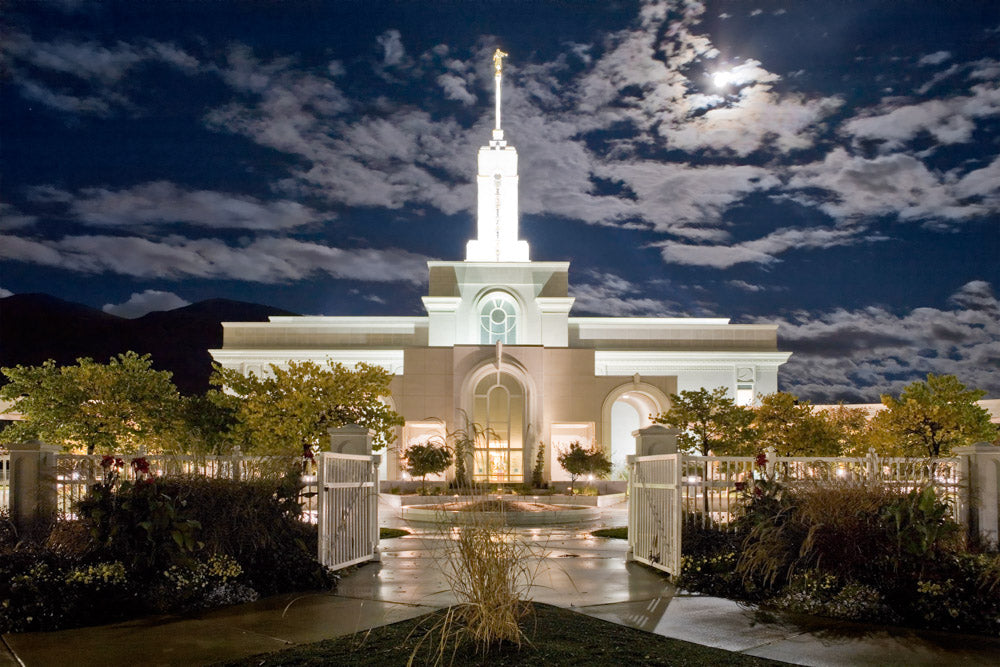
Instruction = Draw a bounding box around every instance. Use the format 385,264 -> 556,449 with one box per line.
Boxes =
493,48 -> 507,133
466,48 -> 529,263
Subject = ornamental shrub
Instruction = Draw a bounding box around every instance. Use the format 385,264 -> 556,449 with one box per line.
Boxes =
150,472 -> 337,595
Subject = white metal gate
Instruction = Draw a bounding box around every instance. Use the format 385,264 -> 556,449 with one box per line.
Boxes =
628,453 -> 682,576
317,451 -> 380,571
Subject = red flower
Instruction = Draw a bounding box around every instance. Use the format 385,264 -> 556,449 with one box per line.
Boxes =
100,455 -> 114,469
734,481 -> 747,492
302,444 -> 315,460
755,452 -> 768,468
131,457 -> 150,476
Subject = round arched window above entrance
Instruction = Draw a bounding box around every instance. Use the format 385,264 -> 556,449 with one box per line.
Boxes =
479,292 -> 518,344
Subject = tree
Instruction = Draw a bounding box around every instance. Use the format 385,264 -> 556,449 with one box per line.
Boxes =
557,442 -> 612,494
753,392 -> 841,457
211,360 -> 403,455
0,352 -> 184,454
872,374 -> 997,458
403,441 -> 453,493
819,403 -> 873,456
654,387 -> 755,456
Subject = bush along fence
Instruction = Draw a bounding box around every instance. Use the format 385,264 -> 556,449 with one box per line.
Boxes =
627,425 -> 1000,576
2,426 -> 382,574
1,442 -> 319,531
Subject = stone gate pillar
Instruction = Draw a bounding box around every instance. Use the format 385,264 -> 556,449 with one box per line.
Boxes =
10,440 -> 61,534
632,424 -> 680,457
328,424 -> 374,455
955,442 -> 1000,544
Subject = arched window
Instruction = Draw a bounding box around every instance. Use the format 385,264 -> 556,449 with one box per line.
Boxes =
479,292 -> 518,344
472,372 -> 525,482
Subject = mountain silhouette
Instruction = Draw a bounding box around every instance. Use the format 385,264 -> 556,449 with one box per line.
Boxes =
0,294 -> 297,394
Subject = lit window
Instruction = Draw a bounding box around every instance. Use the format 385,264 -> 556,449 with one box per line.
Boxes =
479,292 -> 517,344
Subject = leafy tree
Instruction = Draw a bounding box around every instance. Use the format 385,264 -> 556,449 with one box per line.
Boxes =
179,392 -> 238,454
557,442 -> 612,494
210,360 -> 403,455
819,403 -> 873,456
872,374 -> 997,458
654,387 -> 755,456
753,392 -> 841,457
0,352 -> 184,454
403,441 -> 453,493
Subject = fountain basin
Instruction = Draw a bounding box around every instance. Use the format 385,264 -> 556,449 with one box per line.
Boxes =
401,499 -> 600,525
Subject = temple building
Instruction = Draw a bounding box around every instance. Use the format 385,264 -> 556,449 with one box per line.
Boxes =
210,51 -> 791,482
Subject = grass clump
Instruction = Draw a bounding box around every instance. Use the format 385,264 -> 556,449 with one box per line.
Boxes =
413,510 -> 540,665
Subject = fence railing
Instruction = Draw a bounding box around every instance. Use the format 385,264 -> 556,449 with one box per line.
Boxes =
679,448 -> 962,531
2,448 -> 317,521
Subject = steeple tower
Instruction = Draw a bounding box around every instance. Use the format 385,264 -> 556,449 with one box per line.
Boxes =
466,48 -> 530,262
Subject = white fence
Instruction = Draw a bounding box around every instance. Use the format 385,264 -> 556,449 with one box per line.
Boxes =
316,451 -> 380,571
628,453 -> 682,576
679,449 -> 962,530
629,447 -> 969,578
0,448 -> 317,520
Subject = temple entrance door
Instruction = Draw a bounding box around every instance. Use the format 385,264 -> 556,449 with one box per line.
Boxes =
472,372 -> 525,483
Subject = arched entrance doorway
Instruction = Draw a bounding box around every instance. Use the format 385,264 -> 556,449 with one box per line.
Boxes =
602,384 -> 668,475
472,371 -> 526,483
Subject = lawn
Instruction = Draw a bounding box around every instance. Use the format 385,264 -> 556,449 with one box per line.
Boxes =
218,603 -> 784,666
592,526 -> 627,540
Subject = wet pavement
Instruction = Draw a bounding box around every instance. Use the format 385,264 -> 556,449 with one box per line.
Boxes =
4,505 -> 1000,666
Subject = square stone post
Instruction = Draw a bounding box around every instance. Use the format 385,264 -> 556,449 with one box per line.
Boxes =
328,424 -> 374,456
954,442 -> 1000,545
632,425 -> 680,457
10,440 -> 62,534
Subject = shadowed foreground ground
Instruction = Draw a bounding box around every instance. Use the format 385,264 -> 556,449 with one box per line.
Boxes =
216,602 -> 786,666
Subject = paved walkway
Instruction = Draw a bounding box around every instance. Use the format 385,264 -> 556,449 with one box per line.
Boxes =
4,507 -> 1000,666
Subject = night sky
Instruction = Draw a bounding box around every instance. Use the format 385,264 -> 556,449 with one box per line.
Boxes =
2,0 -> 998,402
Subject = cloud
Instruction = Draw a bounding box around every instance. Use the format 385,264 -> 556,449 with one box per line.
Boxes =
842,82 -> 1000,151
0,234 -> 430,284
786,148 -> 991,225
657,226 -> 872,268
27,181 -> 323,230
436,72 -> 476,105
918,51 -> 952,66
103,290 -> 191,318
728,280 -> 764,292
764,281 -> 1000,402
0,287 -> 13,298
4,30 -> 200,116
0,203 -> 38,230
570,271 -> 686,316
377,29 -> 406,66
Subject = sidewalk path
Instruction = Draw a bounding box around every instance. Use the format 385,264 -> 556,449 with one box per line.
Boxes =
4,507 -> 1000,666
